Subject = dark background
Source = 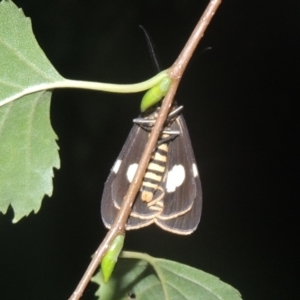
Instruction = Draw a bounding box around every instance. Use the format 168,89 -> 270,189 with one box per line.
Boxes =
0,0 -> 298,299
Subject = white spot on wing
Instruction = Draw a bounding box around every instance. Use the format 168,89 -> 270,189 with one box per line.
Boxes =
112,159 -> 122,173
192,163 -> 198,177
166,165 -> 185,193
127,163 -> 138,183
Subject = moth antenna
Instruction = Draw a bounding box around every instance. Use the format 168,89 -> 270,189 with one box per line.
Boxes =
139,25 -> 161,72
199,46 -> 213,55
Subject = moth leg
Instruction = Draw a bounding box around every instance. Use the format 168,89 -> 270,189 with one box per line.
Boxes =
133,106 -> 184,126
133,118 -> 155,126
168,106 -> 183,119
157,131 -> 179,145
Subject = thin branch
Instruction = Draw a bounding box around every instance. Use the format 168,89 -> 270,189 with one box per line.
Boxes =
68,1 -> 222,299
170,0 -> 222,78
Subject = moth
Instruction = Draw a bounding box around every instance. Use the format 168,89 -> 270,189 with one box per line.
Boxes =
101,94 -> 202,235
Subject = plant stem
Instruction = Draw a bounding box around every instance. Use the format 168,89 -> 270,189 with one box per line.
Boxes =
68,1 -> 222,299
0,70 -> 169,108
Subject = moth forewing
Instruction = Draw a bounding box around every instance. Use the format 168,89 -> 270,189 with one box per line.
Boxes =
155,176 -> 202,234
153,115 -> 202,232
155,116 -> 202,233
101,119 -> 159,229
101,123 -> 149,227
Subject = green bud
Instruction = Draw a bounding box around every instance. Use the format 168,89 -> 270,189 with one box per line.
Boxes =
101,235 -> 125,283
140,76 -> 172,112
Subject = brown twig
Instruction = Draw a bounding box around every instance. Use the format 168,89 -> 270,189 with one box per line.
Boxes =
68,1 -> 222,299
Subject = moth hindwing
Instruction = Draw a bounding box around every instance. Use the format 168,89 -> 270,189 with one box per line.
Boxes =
101,105 -> 202,235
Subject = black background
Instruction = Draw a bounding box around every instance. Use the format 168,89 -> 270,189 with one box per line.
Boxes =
0,0 -> 298,299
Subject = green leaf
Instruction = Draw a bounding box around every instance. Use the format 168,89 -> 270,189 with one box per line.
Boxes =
0,0 -> 61,222
0,0 -> 64,105
0,91 -> 60,222
92,251 -> 242,300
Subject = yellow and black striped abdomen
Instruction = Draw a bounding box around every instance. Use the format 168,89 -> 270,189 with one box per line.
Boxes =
141,142 -> 168,202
